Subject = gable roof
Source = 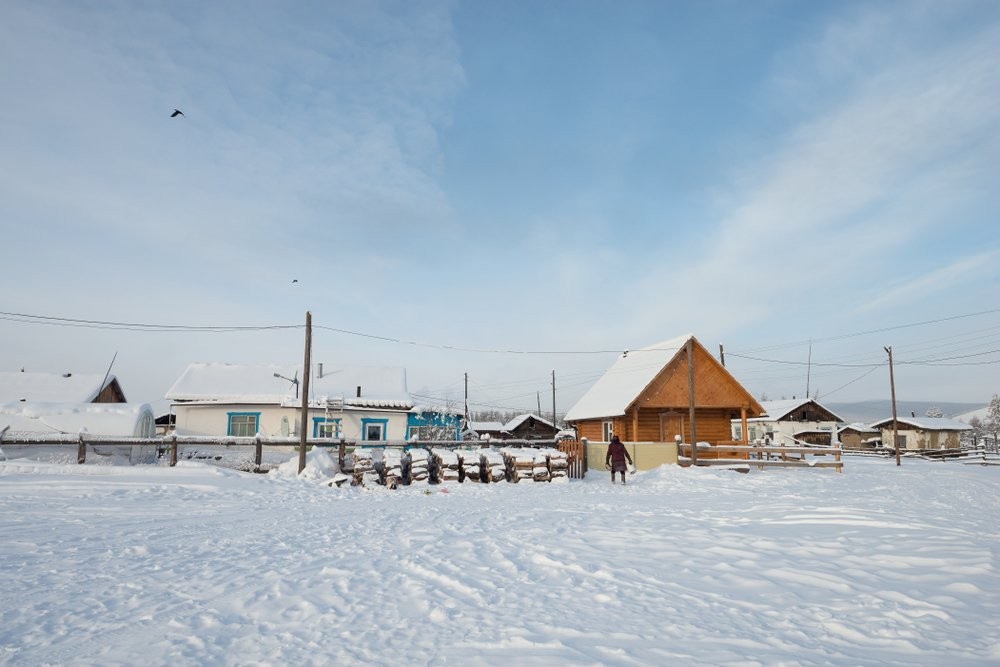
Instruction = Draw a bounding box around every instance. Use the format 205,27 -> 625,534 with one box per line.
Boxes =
0,371 -> 120,404
564,334 -> 762,422
565,334 -> 692,422
869,416 -> 972,431
166,363 -> 412,409
504,413 -> 555,431
759,398 -> 844,423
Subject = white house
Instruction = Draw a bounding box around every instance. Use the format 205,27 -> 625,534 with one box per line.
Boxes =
869,416 -> 972,451
0,370 -> 153,437
165,362 -> 414,441
733,398 -> 844,446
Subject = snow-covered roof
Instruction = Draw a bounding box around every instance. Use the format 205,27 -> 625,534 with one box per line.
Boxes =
504,413 -> 555,431
0,401 -> 154,437
838,422 -> 880,434
166,363 -> 412,409
869,416 -> 973,431
467,421 -> 506,432
0,371 -> 118,404
564,334 -> 693,422
759,398 -> 843,422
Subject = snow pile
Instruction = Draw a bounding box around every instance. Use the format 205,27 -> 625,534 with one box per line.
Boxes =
270,446 -> 338,481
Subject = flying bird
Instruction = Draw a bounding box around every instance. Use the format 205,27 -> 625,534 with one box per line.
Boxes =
170,109 -> 185,118
292,279 -> 299,284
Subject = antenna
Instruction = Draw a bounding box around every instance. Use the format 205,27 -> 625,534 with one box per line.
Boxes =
273,370 -> 300,400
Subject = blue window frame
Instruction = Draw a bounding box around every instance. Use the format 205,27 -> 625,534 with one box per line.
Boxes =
313,417 -> 342,438
227,411 -> 261,437
361,418 -> 388,441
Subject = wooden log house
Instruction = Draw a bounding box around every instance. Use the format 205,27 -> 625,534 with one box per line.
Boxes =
564,334 -> 764,462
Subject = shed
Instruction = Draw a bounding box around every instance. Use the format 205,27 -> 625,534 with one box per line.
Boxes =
503,414 -> 558,440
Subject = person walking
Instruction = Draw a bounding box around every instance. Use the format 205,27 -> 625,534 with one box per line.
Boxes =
605,435 -> 633,485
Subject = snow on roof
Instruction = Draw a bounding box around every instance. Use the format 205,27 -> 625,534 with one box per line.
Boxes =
467,421 -> 506,432
838,422 -> 880,434
165,363 -> 412,409
0,401 -> 154,437
0,371 -> 116,404
564,334 -> 693,422
759,398 -> 843,422
504,413 -> 554,431
869,416 -> 973,431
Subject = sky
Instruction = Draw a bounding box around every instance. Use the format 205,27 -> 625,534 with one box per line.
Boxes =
1,0 -> 998,417
2,452 -> 999,664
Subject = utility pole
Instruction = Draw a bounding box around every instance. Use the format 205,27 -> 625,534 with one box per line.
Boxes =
298,311 -> 312,474
687,338 -> 698,466
551,370 -> 557,429
719,344 -> 725,367
885,346 -> 900,467
805,340 -> 812,399
537,391 -> 541,416
464,372 -> 469,424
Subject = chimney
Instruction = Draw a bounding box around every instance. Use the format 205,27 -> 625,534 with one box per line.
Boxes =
317,363 -> 323,379
356,385 -> 362,398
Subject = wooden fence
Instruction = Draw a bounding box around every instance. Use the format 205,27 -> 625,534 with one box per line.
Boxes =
557,439 -> 586,479
0,433 -> 574,473
678,443 -> 843,472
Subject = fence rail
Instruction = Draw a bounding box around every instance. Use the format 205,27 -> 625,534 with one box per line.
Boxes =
678,443 -> 843,472
0,432 -> 568,470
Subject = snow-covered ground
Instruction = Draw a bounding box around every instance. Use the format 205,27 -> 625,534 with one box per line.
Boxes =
1,453 -> 998,665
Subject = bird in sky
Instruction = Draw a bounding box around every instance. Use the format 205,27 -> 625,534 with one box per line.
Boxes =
292,279 -> 299,284
170,109 -> 185,118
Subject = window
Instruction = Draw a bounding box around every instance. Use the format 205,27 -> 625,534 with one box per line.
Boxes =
602,421 -> 614,442
895,434 -> 907,449
361,418 -> 388,441
313,417 -> 342,439
227,412 -> 260,437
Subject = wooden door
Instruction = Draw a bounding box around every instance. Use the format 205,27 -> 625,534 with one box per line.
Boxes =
659,414 -> 685,443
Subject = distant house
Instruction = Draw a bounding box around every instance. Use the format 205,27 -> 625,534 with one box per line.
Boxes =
406,405 -> 462,441
837,423 -> 881,450
504,414 -> 558,440
0,370 -> 127,404
165,362 -> 414,441
565,334 -> 764,444
869,416 -> 972,451
0,370 -> 152,437
464,421 -> 508,441
734,398 -> 844,446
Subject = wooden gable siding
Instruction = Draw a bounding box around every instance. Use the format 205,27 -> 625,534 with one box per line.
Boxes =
635,341 -> 757,412
93,378 -> 127,403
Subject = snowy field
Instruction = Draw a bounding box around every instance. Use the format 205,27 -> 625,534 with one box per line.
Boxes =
1,453 -> 998,666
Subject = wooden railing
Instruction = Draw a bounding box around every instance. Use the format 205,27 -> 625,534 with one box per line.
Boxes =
678,443 -> 843,472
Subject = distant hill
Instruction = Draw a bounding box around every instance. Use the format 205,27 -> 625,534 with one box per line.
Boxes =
825,400 -> 985,424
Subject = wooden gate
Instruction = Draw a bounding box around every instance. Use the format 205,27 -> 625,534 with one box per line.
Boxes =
558,439 -> 586,479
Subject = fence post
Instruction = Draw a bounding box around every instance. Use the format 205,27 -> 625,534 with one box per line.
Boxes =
581,437 -> 588,477
255,435 -> 263,469
170,434 -> 178,467
77,433 -> 86,464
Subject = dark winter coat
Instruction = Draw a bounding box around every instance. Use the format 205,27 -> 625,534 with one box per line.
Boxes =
606,438 -> 632,473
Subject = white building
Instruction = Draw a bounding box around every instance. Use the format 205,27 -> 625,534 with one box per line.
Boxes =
732,398 -> 844,446
165,362 -> 414,441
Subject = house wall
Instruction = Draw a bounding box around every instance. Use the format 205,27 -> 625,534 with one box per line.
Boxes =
173,403 -> 410,440
878,427 -> 963,450
735,419 -> 837,446
574,408 -> 734,445
585,441 -> 678,471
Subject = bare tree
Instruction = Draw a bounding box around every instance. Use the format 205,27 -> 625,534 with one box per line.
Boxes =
925,406 -> 944,418
968,416 -> 983,450
987,395 -> 1000,453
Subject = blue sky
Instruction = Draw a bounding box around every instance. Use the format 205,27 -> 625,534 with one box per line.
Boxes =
1,0 -> 998,416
